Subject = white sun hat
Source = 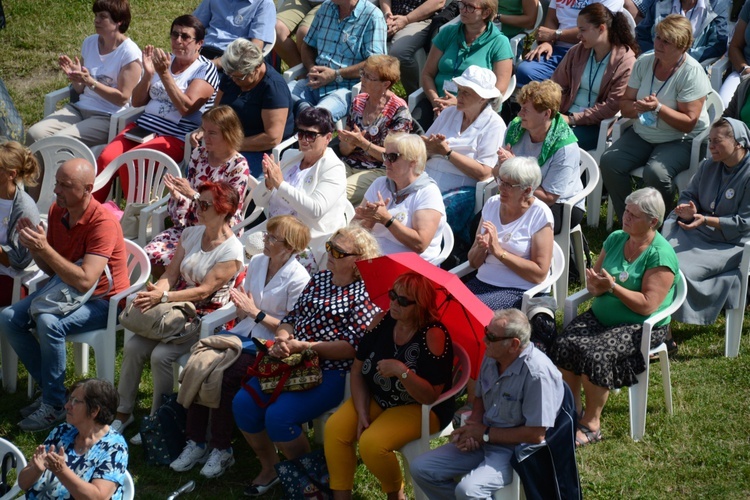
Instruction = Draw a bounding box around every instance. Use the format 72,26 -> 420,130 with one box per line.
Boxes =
451,65 -> 501,99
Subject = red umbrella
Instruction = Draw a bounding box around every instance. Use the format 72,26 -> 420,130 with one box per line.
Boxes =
356,252 -> 492,378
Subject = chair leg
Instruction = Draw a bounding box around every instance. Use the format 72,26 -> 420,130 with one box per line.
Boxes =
0,335 -> 18,393
73,344 -> 89,378
658,350 -> 673,415
571,228 -> 586,287
628,369 -> 649,441
27,374 -> 34,399
725,308 -> 743,358
586,175 -> 603,228
606,196 -> 614,231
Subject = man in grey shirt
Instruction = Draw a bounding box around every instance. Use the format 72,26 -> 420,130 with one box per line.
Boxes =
410,308 -> 563,499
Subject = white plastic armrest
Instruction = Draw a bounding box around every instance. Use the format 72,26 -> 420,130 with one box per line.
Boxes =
408,89 -> 425,113
44,87 -> 72,117
611,117 -> 636,143
283,63 -> 306,83
563,288 -> 593,328
199,303 -> 238,338
448,261 -> 475,278
115,106 -> 145,134
137,196 -> 171,244
272,135 -> 299,162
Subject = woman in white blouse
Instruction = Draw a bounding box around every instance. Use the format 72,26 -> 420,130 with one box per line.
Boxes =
354,132 -> 446,264
167,214 -> 311,479
249,107 -> 352,269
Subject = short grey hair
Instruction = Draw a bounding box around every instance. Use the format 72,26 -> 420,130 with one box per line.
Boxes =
625,187 -> 665,226
492,309 -> 531,348
221,38 -> 263,76
498,156 -> 542,195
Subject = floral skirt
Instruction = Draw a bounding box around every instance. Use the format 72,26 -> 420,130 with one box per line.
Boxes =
145,227 -> 184,268
548,309 -> 668,390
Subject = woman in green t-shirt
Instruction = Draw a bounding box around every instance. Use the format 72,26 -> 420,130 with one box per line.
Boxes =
548,187 -> 680,447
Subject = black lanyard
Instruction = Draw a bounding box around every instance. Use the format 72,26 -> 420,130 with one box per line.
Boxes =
649,55 -> 684,97
587,51 -> 609,107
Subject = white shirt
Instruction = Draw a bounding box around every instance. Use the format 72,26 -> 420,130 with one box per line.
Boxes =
550,0 -> 625,47
476,196 -> 554,290
229,253 -> 310,340
425,106 -> 507,192
76,35 -> 141,115
363,176 -> 447,264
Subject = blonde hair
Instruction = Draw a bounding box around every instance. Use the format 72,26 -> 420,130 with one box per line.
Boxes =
655,14 -> 694,52
202,105 -> 244,152
518,80 -> 562,115
477,0 -> 498,23
363,55 -> 400,86
331,223 -> 382,279
0,141 -> 39,187
266,215 -> 311,254
384,133 -> 427,174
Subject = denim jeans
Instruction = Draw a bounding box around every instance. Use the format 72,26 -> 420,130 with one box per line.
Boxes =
0,290 -> 110,407
288,79 -> 351,122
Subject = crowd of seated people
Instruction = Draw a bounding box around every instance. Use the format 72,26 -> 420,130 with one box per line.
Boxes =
9,0 -> 750,495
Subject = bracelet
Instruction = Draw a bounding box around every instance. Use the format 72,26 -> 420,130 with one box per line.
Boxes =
610,281 -> 616,293
654,103 -> 663,115
499,251 -> 507,261
385,216 -> 396,228
364,142 -> 372,153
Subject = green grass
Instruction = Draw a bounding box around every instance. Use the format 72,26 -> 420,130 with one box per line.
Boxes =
2,1 -> 750,498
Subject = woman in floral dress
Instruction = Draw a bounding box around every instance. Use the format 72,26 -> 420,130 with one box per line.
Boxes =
145,105 -> 249,276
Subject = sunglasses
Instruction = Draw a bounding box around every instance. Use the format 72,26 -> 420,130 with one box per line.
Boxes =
326,240 -> 360,259
388,289 -> 416,307
297,129 -> 323,142
382,152 -> 401,163
170,31 -> 195,42
198,200 -> 213,211
484,325 -> 516,343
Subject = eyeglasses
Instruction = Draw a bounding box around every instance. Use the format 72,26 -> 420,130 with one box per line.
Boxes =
262,231 -> 281,244
170,31 -> 195,42
359,70 -> 381,82
484,326 -> 516,343
388,289 -> 416,307
382,152 -> 401,163
67,396 -> 85,406
230,72 -> 249,82
198,200 -> 213,211
297,129 -> 323,142
495,178 -> 522,190
457,1 -> 482,13
325,240 -> 360,259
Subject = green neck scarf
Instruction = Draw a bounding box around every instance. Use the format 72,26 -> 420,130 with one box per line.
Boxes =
505,113 -> 578,167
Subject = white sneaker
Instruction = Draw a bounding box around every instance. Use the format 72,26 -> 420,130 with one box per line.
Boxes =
170,440 -> 209,472
200,448 -> 235,478
111,415 -> 134,434
18,403 -> 66,432
130,433 -> 142,445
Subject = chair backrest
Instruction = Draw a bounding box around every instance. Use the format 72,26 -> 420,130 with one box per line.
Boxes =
0,437 -> 27,500
121,470 -> 135,500
30,136 -> 97,216
451,343 -> 471,397
433,223 -> 455,266
622,8 -> 636,36
521,241 -> 565,314
123,238 -> 151,288
705,90 -> 724,122
578,149 -> 600,208
93,148 -> 182,204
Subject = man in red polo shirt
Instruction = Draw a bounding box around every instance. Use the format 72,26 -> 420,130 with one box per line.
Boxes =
0,158 -> 129,432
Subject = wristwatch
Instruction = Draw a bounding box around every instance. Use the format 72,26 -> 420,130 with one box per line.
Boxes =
192,192 -> 201,202
160,291 -> 169,303
334,69 -> 343,83
483,426 -> 491,443
401,368 -> 410,379
445,149 -> 454,159
254,311 -> 267,323
555,29 -> 563,41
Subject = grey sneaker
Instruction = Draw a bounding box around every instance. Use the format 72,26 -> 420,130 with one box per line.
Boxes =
20,396 -> 43,418
18,403 -> 65,432
200,448 -> 235,478
170,440 -> 209,472
111,415 -> 134,434
130,433 -> 142,445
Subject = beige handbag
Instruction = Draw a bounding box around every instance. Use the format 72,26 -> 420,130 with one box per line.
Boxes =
120,202 -> 151,239
119,301 -> 201,344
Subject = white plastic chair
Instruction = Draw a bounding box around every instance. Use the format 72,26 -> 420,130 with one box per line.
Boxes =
0,437 -> 27,500
504,1 -> 544,63
563,270 -> 686,441
30,136 -> 97,218
122,470 -> 135,500
42,86 -> 144,157
433,223 -> 455,266
725,240 -> 750,357
553,149 -> 599,298
399,343 -> 471,500
708,55 -> 730,93
93,148 -> 182,246
0,266 -> 40,394
605,90 -> 724,229
586,114 -> 619,228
